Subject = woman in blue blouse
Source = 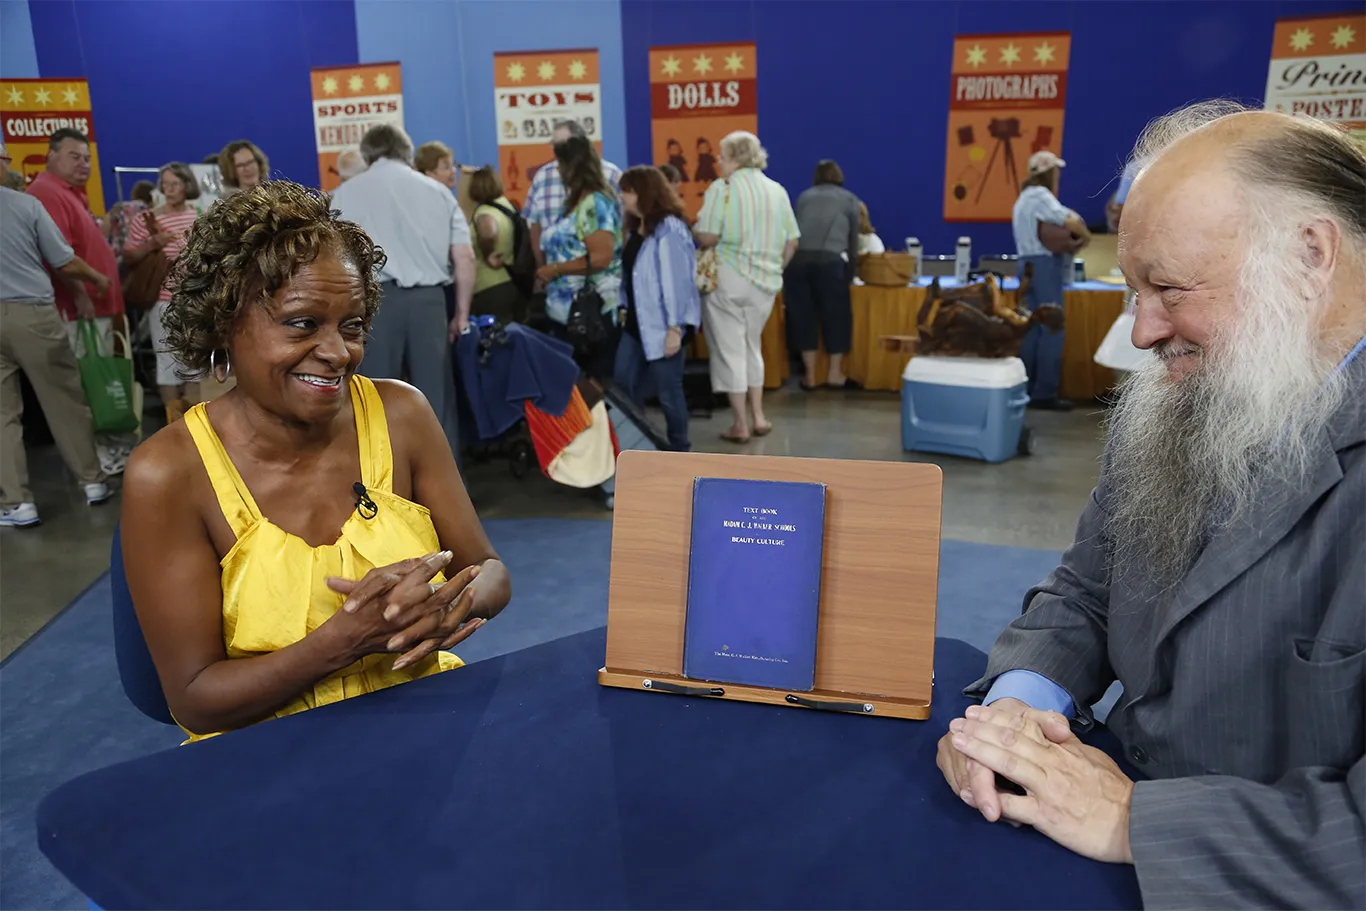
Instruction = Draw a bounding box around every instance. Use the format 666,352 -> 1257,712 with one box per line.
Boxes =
614,166 -> 701,451
535,136 -> 623,378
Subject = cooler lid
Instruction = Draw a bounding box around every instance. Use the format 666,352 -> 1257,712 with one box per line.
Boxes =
903,356 -> 1027,389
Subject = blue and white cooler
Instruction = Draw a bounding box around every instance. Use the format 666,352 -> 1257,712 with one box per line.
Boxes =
901,356 -> 1030,463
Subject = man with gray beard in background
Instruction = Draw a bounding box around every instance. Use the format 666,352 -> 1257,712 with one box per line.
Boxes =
934,102 -> 1365,908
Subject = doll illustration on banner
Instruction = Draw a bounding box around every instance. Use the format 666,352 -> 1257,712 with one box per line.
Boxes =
665,138 -> 690,183
693,137 -> 719,185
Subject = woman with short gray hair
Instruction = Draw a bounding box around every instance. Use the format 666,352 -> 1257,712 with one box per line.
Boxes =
694,130 -> 800,442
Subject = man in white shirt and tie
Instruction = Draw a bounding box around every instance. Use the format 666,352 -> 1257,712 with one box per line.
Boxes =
331,124 -> 475,455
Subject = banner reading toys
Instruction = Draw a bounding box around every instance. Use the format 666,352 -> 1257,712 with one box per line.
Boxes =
1264,12 -> 1366,146
311,62 -> 404,191
494,49 -> 602,209
648,42 -> 758,220
1,78 -> 106,214
943,32 -> 1071,223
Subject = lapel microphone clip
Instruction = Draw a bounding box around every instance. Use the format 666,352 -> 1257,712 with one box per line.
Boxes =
353,482 -> 379,519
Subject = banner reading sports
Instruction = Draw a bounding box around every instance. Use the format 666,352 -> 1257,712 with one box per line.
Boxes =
1264,12 -> 1365,146
1,78 -> 107,214
648,42 -> 758,220
311,62 -> 404,191
943,32 -> 1071,223
493,49 -> 602,210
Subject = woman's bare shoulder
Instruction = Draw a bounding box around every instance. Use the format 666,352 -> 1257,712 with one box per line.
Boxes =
122,420 -> 202,502
371,377 -> 433,424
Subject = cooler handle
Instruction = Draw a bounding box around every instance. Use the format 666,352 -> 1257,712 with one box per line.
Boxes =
1008,394 -> 1031,409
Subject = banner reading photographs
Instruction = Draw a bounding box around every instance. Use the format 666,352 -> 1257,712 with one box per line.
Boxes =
1265,12 -> 1365,146
1,78 -> 106,214
943,32 -> 1071,223
493,49 -> 602,210
311,62 -> 404,191
649,42 -> 757,220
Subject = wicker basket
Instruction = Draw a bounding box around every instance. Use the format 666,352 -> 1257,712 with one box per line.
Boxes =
858,253 -> 916,287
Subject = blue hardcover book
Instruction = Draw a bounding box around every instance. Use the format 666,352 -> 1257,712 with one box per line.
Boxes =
683,477 -> 827,691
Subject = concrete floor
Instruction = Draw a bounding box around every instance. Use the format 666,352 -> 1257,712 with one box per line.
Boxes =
0,386 -> 1108,660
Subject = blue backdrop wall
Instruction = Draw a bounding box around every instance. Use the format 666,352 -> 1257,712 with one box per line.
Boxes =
0,0 -> 39,78
621,0 -> 1364,256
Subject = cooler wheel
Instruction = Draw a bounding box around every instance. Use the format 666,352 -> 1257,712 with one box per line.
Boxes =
1018,426 -> 1036,457
510,441 -> 533,479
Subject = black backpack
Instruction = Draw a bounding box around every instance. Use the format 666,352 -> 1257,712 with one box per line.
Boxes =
487,201 -> 537,299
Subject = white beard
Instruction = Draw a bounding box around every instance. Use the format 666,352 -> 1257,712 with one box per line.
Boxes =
1104,238 -> 1347,594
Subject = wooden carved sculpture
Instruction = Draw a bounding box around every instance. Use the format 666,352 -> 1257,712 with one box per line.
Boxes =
916,268 -> 1064,358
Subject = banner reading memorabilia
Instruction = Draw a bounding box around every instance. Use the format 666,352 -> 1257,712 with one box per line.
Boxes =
1264,12 -> 1365,145
943,32 -> 1070,223
311,62 -> 404,191
649,42 -> 758,220
494,49 -> 602,209
1,78 -> 106,214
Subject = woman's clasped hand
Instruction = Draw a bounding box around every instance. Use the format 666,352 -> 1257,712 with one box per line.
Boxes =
324,551 -> 487,671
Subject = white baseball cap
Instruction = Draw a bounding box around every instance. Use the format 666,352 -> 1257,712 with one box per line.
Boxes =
1027,150 -> 1066,176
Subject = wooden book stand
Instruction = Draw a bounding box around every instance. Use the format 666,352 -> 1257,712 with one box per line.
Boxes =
598,451 -> 943,719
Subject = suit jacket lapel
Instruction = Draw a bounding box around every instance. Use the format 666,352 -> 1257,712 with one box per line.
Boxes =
1154,354 -> 1366,647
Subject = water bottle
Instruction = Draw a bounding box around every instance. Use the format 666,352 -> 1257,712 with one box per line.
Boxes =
1073,258 -> 1086,283
905,237 -> 923,282
954,236 -> 972,284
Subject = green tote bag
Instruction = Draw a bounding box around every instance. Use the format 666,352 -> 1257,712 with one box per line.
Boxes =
76,319 -> 140,434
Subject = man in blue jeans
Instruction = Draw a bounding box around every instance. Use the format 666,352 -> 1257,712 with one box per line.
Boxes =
1011,151 -> 1091,410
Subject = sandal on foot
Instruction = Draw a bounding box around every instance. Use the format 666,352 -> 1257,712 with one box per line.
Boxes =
753,422 -> 773,437
720,431 -> 751,444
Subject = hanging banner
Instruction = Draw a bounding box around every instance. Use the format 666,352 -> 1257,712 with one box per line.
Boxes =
943,31 -> 1071,223
1,78 -> 106,214
311,62 -> 404,191
494,49 -> 602,210
649,42 -> 758,219
1264,12 -> 1365,145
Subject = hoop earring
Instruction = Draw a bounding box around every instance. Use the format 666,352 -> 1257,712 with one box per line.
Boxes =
210,349 -> 231,384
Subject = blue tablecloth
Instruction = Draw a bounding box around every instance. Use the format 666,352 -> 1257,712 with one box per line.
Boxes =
38,631 -> 1143,910
909,276 -> 1120,293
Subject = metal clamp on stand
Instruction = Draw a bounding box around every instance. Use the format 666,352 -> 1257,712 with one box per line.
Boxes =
786,694 -> 876,714
642,679 -> 725,697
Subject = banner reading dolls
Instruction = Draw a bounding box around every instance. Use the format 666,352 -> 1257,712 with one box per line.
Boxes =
493,49 -> 602,210
943,32 -> 1071,223
1,78 -> 107,214
311,62 -> 404,191
648,42 -> 758,220
1264,12 -> 1366,146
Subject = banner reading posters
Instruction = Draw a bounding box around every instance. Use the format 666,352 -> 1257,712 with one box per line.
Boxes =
311,62 -> 403,191
1264,12 -> 1365,146
943,32 -> 1070,223
494,49 -> 602,209
1,78 -> 106,214
648,42 -> 758,220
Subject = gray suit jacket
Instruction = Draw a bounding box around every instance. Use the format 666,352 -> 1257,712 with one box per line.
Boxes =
967,353 -> 1365,909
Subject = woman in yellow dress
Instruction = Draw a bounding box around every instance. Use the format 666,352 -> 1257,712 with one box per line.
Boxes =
120,181 -> 511,741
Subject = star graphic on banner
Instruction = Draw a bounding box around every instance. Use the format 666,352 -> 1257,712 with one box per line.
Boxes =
567,59 -> 587,80
374,72 -> 391,91
1033,41 -> 1056,64
537,61 -> 556,81
506,62 -> 526,83
660,55 -> 682,77
692,53 -> 713,74
322,76 -> 339,95
1289,27 -> 1314,51
60,87 -> 80,104
33,87 -> 52,107
999,43 -> 1022,66
1331,24 -> 1355,49
724,51 -> 744,74
964,44 -> 987,69
347,75 -> 364,92
4,86 -> 24,104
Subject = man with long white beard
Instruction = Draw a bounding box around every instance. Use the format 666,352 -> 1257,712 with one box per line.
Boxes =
935,102 -> 1365,907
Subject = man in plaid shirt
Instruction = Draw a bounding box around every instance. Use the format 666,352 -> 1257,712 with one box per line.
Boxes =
522,119 -> 622,266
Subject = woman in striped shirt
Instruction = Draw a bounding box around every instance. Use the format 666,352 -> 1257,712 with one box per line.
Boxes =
694,131 -> 800,443
125,162 -> 203,422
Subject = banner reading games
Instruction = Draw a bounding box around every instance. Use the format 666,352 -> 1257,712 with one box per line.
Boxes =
1,78 -> 106,214
311,62 -> 404,191
494,49 -> 602,209
943,32 -> 1070,223
1265,12 -> 1365,146
648,42 -> 758,220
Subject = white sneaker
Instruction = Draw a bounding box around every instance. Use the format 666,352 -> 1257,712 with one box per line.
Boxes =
97,444 -> 128,476
84,483 -> 113,505
0,503 -> 40,527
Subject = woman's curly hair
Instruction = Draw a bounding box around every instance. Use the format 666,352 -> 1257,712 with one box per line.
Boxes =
163,181 -> 386,375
